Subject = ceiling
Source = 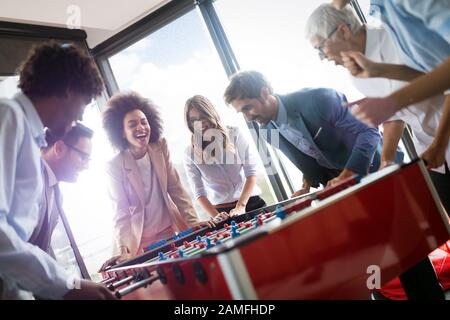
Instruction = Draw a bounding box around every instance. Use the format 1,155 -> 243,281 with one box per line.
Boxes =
0,0 -> 171,48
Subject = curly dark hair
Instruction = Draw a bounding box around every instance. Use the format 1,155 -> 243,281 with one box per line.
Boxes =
102,92 -> 163,151
18,42 -> 104,100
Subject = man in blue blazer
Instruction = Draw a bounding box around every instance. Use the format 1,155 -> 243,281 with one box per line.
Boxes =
224,70 -> 400,195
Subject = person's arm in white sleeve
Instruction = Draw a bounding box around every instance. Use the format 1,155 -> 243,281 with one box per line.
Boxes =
183,148 -> 221,218
0,106 -> 74,299
229,128 -> 258,216
0,105 -> 116,300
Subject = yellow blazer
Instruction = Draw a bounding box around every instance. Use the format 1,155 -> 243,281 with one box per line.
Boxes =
106,138 -> 199,256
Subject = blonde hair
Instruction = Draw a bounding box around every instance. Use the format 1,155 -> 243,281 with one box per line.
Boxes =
184,95 -> 234,161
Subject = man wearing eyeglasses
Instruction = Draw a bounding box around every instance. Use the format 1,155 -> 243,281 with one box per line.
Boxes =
29,123 -> 93,257
306,3 -> 432,172
313,26 -> 339,61
306,3 -> 449,214
305,3 -> 448,300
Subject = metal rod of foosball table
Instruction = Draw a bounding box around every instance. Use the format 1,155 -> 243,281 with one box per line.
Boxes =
100,276 -> 117,286
107,275 -> 135,290
115,274 -> 160,299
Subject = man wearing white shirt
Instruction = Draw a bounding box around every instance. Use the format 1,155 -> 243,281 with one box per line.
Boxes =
306,4 -> 449,214
0,42 -> 114,299
306,3 -> 448,300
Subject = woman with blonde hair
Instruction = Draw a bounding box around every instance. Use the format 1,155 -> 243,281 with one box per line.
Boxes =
183,95 -> 266,218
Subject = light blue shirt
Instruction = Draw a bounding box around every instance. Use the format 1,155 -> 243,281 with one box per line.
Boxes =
0,92 -> 74,299
370,0 -> 450,72
184,126 -> 261,205
273,97 -> 335,169
259,88 -> 383,178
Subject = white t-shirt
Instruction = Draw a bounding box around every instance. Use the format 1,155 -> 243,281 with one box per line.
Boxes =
184,126 -> 261,205
350,26 -> 449,173
135,152 -> 173,240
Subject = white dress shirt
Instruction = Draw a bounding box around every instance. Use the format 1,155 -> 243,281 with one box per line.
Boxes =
0,92 -> 75,299
273,97 -> 335,169
184,126 -> 261,205
135,152 -> 173,240
350,26 -> 448,173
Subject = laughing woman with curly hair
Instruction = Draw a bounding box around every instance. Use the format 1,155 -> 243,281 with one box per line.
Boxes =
102,92 -> 211,262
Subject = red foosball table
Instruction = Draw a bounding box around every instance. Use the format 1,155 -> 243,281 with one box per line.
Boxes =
100,160 -> 450,299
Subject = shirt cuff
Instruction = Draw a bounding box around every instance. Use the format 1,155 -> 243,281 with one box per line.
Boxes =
243,165 -> 257,178
193,190 -> 207,201
345,153 -> 373,176
34,268 -> 79,299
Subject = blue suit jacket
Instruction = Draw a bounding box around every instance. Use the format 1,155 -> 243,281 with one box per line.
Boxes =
263,88 -> 396,186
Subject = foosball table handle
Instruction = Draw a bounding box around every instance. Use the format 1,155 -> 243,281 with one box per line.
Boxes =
115,274 -> 160,299
100,276 -> 117,286
107,275 -> 135,290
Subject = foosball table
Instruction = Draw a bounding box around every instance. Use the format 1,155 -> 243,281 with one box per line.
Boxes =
100,160 -> 450,299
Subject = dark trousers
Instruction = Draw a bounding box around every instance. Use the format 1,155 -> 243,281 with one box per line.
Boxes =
429,162 -> 450,216
400,257 -> 445,300
397,162 -> 450,300
217,196 -> 266,214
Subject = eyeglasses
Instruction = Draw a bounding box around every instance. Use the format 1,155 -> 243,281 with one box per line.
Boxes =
65,143 -> 91,162
314,27 -> 339,59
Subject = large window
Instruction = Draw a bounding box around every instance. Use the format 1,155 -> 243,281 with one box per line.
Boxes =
108,7 -> 277,220
214,0 -> 366,193
59,102 -> 116,280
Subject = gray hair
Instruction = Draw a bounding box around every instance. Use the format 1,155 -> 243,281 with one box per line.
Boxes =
305,3 -> 363,40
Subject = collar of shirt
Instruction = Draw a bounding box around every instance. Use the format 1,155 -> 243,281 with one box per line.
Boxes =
14,92 -> 47,149
365,25 -> 384,61
274,95 -> 288,128
42,160 -> 59,188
